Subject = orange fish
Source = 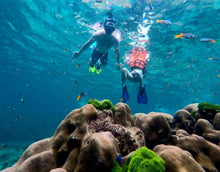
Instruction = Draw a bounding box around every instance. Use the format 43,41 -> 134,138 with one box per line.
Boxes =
139,40 -> 151,43
76,64 -> 81,68
77,91 -> 87,101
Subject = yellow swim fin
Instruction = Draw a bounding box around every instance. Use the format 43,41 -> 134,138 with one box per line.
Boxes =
89,66 -> 96,73
95,68 -> 102,75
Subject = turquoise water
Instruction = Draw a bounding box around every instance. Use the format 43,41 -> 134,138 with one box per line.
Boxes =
0,0 -> 220,169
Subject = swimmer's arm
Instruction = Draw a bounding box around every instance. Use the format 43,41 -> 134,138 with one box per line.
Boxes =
78,36 -> 96,54
145,53 -> 150,67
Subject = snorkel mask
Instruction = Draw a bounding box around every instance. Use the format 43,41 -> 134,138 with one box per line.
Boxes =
104,17 -> 116,34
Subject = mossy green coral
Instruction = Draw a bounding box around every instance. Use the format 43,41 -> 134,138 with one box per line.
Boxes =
190,110 -> 197,120
198,102 -> 220,112
112,147 -> 165,172
112,161 -> 122,172
88,99 -> 102,109
88,99 -> 116,114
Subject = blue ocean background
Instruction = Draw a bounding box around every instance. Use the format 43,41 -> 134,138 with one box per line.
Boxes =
0,0 -> 220,169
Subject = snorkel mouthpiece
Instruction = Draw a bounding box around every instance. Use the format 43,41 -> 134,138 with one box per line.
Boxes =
104,17 -> 116,34
104,23 -> 115,34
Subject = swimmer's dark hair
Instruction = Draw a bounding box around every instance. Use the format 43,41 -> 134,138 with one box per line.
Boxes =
106,11 -> 113,18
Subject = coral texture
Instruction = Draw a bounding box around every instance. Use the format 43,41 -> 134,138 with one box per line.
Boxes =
1,101 -> 220,172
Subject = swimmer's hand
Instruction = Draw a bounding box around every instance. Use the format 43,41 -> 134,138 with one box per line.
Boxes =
116,63 -> 124,70
73,51 -> 81,58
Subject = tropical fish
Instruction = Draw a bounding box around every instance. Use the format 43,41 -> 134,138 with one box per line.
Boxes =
0,144 -> 8,151
122,145 -> 128,153
156,20 -> 172,25
116,154 -> 122,163
208,57 -> 218,60
158,129 -> 163,134
14,116 -> 21,121
73,81 -> 78,87
76,64 -> 81,68
21,98 -> 25,104
139,40 -> 151,43
175,33 -> 196,39
187,64 -> 193,68
74,15 -> 81,19
200,38 -> 216,43
77,91 -> 87,101
95,0 -> 104,3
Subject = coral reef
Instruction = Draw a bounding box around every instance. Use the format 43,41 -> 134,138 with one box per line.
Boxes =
133,112 -> 172,149
1,101 -> 220,172
195,102 -> 220,122
88,103 -> 145,156
176,134 -> 220,171
88,99 -> 116,114
112,147 -> 165,172
153,144 -> 205,172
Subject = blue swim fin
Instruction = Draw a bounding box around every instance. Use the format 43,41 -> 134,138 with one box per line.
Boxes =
137,86 -> 147,104
121,85 -> 129,103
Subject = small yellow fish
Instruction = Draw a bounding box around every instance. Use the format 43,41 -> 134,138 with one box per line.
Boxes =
158,129 -> 163,133
77,91 -> 87,101
122,145 -> 128,152
73,81 -> 78,87
14,116 -> 21,121
76,64 -> 81,68
208,57 -> 218,60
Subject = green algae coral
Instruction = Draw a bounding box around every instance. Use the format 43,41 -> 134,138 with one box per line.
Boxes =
190,110 -> 197,120
112,147 -> 165,172
112,161 -> 122,172
198,102 -> 220,112
88,99 -> 116,114
88,98 -> 102,109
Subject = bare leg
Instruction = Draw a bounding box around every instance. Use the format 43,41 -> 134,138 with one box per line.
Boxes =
121,68 -> 133,87
137,74 -> 144,88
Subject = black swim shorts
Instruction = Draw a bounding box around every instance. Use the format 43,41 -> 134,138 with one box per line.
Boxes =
91,49 -> 108,65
